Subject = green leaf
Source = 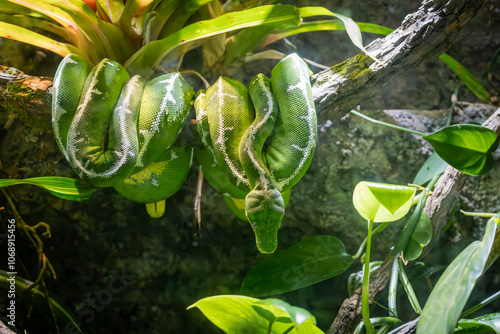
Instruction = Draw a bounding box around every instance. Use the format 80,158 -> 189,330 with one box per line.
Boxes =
95,0 -> 124,23
347,261 -> 382,296
0,21 -> 80,58
422,124 -> 499,176
298,7 -> 382,65
457,313 -> 500,334
417,215 -> 499,334
439,53 -> 491,103
0,270 -> 83,333
0,177 -> 96,201
240,236 -> 352,296
125,4 -> 302,78
187,295 -> 270,334
255,298 -> 316,327
353,182 -> 416,222
412,152 -> 449,186
393,198 -> 432,262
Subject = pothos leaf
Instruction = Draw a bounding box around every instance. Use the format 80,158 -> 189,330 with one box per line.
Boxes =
353,182 -> 416,222
422,124 -> 499,176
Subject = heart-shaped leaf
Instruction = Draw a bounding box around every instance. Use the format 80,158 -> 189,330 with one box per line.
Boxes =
422,124 -> 499,176
188,295 -> 269,334
240,236 -> 352,296
353,182 -> 416,222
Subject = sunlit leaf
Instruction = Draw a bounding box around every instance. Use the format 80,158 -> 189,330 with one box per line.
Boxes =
298,7 -> 382,65
413,152 -> 449,186
187,295 -> 270,334
95,0 -> 124,23
240,236 -> 352,296
158,0 -> 213,39
0,177 -> 96,201
417,215 -> 499,334
0,21 -> 81,58
125,5 -> 302,78
422,124 -> 499,176
353,182 -> 416,222
255,298 -> 316,327
0,270 -> 83,333
457,313 -> 500,334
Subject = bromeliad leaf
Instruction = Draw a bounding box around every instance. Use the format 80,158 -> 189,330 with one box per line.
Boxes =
240,236 -> 352,296
353,182 -> 416,222
417,214 -> 499,334
0,177 -> 96,201
125,5 -> 302,78
422,124 -> 499,176
0,22 -> 81,58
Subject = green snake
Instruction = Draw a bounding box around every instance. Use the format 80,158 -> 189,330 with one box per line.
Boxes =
52,54 -> 194,218
51,53 -> 317,252
195,54 -> 317,253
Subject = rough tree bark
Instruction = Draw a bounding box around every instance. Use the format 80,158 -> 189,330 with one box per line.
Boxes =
0,0 -> 495,333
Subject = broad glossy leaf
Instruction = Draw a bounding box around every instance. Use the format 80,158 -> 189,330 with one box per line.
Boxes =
353,182 -> 416,222
422,124 -> 499,176
0,270 -> 83,333
413,152 -> 449,186
240,236 -> 352,296
417,215 -> 498,334
0,21 -> 80,57
457,313 -> 500,334
125,5 -> 302,78
188,295 -> 269,334
0,177 -> 96,201
255,298 -> 316,327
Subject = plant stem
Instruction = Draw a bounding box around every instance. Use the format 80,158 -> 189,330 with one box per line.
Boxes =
362,219 -> 375,334
350,110 -> 426,136
461,290 -> 500,318
353,222 -> 391,260
388,259 -> 399,317
460,210 -> 496,218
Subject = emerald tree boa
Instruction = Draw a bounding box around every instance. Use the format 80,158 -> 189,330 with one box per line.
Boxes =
51,53 -> 317,253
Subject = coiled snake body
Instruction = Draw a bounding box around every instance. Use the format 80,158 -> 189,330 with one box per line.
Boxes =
52,54 -> 194,217
195,54 -> 317,253
52,53 -> 317,252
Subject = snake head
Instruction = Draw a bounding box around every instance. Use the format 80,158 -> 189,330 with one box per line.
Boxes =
245,186 -> 285,254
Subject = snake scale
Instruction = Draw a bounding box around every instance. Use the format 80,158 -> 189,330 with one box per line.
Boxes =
52,53 -> 317,253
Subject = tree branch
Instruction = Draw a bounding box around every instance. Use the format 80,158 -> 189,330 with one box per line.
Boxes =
312,0 -> 487,123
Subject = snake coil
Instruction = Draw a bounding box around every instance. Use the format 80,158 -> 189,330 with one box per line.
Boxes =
52,53 -> 317,252
195,54 -> 317,253
52,54 -> 194,217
